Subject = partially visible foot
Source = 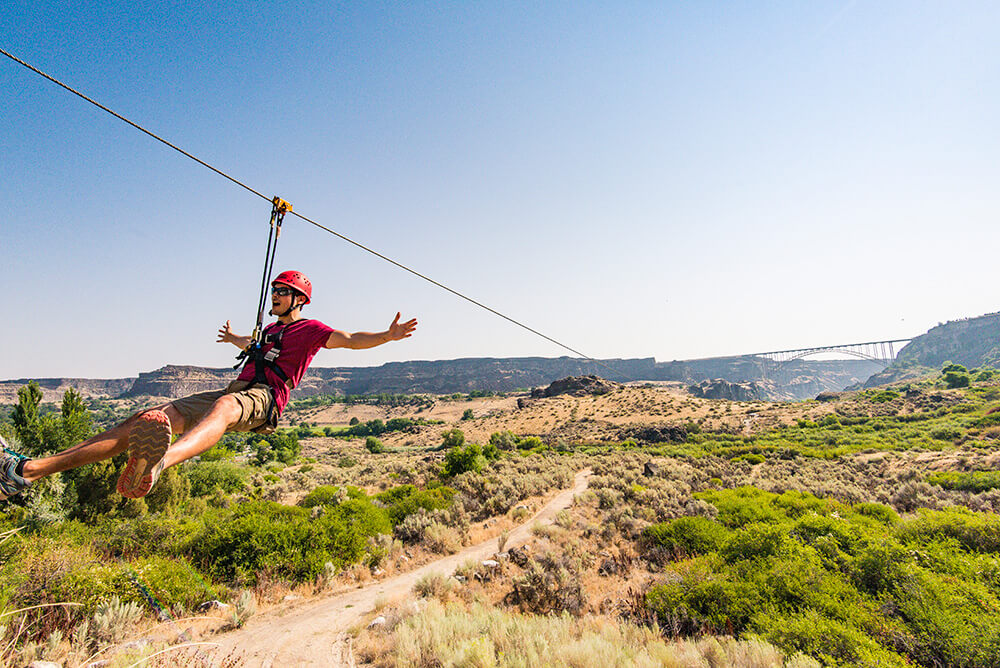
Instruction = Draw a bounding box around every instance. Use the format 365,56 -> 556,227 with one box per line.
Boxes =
117,410 -> 171,498
0,437 -> 31,501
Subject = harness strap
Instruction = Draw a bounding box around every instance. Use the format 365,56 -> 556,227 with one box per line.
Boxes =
243,319 -> 313,392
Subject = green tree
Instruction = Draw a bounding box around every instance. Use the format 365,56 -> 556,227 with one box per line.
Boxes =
70,458 -> 124,522
443,443 -> 486,477
441,429 -> 465,449
58,389 -> 93,450
365,436 -> 385,454
11,381 -> 44,454
461,408 -> 474,421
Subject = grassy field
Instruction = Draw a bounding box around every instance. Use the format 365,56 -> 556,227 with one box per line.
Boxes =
2,367 -> 1000,666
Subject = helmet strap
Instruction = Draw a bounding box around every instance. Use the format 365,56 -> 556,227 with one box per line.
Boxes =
275,294 -> 305,318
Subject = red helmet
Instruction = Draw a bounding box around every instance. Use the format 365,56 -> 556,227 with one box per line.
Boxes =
272,270 -> 312,304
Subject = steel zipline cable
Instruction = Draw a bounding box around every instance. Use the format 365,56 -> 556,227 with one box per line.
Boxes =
1,46 -> 633,382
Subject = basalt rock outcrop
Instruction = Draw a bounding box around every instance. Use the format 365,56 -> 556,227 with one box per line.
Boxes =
687,379 -> 763,402
530,375 -> 621,398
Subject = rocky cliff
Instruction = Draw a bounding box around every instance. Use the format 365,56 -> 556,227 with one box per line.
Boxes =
687,379 -> 764,401
0,377 -> 134,405
861,312 -> 1000,388
0,354 -> 882,404
894,312 -> 1000,370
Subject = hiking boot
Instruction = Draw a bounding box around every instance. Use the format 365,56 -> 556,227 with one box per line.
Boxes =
0,437 -> 31,501
117,409 -> 171,498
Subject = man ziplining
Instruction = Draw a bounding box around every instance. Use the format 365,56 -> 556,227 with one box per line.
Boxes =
0,270 -> 417,500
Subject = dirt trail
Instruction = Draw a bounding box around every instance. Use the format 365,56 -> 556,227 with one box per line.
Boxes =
209,469 -> 591,667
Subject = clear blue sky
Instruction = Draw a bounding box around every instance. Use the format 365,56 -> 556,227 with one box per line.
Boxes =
2,2 -> 998,379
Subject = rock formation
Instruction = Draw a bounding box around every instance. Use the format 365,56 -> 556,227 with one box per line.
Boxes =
530,375 -> 620,398
687,379 -> 764,401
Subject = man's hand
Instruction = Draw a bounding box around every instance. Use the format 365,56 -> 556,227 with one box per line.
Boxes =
217,321 -> 251,350
388,312 -> 418,341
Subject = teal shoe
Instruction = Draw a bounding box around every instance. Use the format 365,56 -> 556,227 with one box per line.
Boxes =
0,437 -> 31,501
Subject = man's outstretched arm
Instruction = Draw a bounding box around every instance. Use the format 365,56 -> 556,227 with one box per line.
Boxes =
217,320 -> 252,350
325,312 -> 417,350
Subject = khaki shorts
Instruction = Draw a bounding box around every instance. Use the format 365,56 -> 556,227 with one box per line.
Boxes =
171,380 -> 277,434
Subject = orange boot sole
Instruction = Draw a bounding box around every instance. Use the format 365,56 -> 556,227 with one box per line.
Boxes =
117,409 -> 171,498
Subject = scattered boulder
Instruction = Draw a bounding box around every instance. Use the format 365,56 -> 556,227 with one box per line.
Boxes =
195,600 -> 229,613
643,461 -> 660,477
687,379 -> 763,401
368,615 -> 387,629
598,556 -> 619,576
531,375 -> 620,398
815,391 -> 842,402
508,545 -> 530,567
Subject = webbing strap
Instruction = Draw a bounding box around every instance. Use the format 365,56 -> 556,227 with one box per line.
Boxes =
251,196 -> 292,342
234,196 -> 292,372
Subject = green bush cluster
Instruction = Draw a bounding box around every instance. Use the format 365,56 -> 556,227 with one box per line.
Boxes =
185,460 -> 249,497
188,498 -> 391,583
671,403 -> 980,460
927,470 -> 1000,493
375,483 -> 456,525
365,435 -> 385,453
643,487 -> 1000,667
942,362 -> 971,389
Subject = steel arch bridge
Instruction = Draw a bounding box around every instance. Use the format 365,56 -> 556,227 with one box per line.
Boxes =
751,339 -> 912,379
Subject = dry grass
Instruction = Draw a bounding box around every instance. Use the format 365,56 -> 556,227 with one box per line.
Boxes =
355,598 -> 820,667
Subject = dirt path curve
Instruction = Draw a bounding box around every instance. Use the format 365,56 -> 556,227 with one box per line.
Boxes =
210,469 -> 591,667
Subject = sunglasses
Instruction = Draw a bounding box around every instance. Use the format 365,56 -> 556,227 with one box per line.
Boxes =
271,286 -> 296,297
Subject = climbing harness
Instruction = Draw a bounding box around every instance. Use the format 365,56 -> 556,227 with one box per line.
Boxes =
246,319 -> 312,389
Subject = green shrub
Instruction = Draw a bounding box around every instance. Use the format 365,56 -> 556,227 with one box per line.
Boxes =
482,442 -> 502,461
376,485 -> 455,525
853,502 -> 900,526
642,516 -> 728,556
92,515 -> 185,559
516,436 -> 544,450
489,431 -> 518,451
732,453 -> 765,464
186,461 -> 249,497
187,499 -> 390,583
927,470 -> 1000,493
944,371 -> 971,389
753,608 -> 908,667
720,523 -> 791,562
365,436 -> 385,454
900,506 -> 1000,553
441,428 -> 465,449
867,390 -> 900,403
443,443 -> 486,477
299,485 -> 341,508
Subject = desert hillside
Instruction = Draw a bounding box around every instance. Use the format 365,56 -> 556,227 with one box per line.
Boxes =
3,363 -> 1000,666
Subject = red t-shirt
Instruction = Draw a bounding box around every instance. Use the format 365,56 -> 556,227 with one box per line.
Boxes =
236,318 -> 335,414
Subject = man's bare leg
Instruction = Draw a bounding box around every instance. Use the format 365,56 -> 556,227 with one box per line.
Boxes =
21,404 -> 187,483
161,395 -> 242,469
